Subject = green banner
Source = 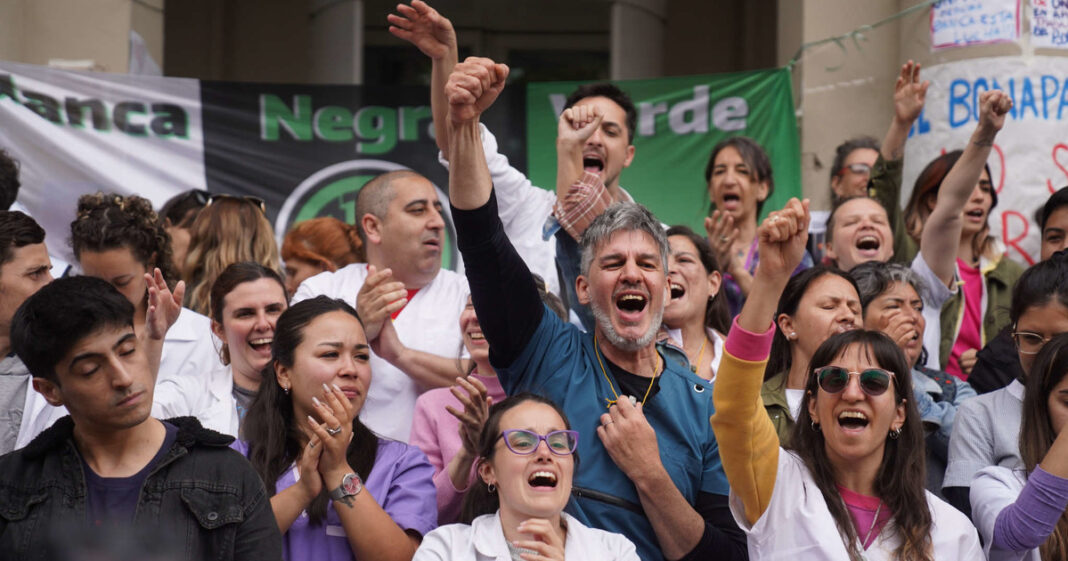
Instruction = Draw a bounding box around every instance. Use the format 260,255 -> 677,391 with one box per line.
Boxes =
526,68 -> 799,230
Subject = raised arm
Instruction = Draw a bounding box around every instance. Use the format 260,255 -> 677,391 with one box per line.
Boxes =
881,61 -> 928,162
920,90 -> 1011,286
388,0 -> 457,155
711,198 -> 810,526
976,421 -> 1068,552
445,58 -> 543,367
556,104 -> 603,204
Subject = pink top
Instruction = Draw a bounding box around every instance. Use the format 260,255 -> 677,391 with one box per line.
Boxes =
838,485 -> 893,550
946,258 -> 983,379
409,372 -> 506,524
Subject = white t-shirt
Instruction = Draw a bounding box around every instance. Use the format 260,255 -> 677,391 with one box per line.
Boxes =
293,263 -> 469,442
971,465 -> 1039,561
413,512 -> 639,561
151,307 -> 239,436
911,252 -> 956,370
731,450 -> 982,560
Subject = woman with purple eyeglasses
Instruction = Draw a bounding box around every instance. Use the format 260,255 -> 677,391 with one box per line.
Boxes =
414,393 -> 639,561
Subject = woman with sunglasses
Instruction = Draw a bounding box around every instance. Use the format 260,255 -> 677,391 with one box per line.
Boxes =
761,265 -> 862,443
237,296 -> 437,561
944,254 -> 1068,517
182,194 -> 280,315
69,193 -> 237,434
414,393 -> 639,561
971,333 -> 1068,561
711,197 -> 981,559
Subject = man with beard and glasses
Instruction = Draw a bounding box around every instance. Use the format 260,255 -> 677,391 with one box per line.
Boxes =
292,170 -> 470,443
442,57 -> 746,561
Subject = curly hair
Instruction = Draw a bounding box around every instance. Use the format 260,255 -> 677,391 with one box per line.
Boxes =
69,193 -> 178,289
182,196 -> 280,315
281,217 -> 363,272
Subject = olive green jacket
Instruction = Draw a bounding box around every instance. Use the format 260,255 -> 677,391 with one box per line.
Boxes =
761,371 -> 794,446
938,254 -> 1023,370
867,154 -> 918,265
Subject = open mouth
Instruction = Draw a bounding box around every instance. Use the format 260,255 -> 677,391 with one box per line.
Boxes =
965,209 -> 985,221
423,237 -> 442,250
837,411 -> 870,430
855,235 -> 880,252
616,293 -> 648,314
669,282 -> 685,300
249,337 -> 273,353
721,193 -> 741,208
583,154 -> 605,174
528,470 -> 558,489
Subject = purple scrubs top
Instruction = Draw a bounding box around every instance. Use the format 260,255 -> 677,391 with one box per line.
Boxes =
233,437 -> 437,560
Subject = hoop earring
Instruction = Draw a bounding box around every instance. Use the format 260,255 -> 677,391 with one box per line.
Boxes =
487,483 -> 496,494
889,427 -> 902,439
282,385 -> 290,395
810,421 -> 820,431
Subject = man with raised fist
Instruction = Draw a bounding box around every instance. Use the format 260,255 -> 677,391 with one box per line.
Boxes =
443,56 -> 746,561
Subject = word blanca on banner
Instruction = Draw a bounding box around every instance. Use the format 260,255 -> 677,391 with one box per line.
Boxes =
548,86 -> 749,137
931,0 -> 1019,49
1033,0 -> 1068,48
0,74 -> 189,137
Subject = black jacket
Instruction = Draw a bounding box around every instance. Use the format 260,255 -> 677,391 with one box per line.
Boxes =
0,416 -> 281,561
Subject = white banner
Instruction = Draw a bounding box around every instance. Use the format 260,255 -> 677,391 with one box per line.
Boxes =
903,56 -> 1068,266
0,61 -> 205,263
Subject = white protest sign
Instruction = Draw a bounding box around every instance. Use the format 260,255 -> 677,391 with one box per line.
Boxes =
903,56 -> 1068,266
931,0 -> 1020,49
1033,0 -> 1068,49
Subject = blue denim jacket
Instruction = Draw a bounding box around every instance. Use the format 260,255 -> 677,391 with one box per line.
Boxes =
0,416 -> 281,561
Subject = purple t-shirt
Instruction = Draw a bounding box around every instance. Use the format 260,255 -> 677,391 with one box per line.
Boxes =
84,421 -> 178,527
232,437 -> 437,561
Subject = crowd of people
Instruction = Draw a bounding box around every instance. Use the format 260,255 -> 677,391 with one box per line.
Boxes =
2,2 -> 1068,560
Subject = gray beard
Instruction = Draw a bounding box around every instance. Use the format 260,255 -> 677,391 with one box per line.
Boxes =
591,302 -> 663,352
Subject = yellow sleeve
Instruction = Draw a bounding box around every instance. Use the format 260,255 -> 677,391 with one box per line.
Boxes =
710,349 -> 780,526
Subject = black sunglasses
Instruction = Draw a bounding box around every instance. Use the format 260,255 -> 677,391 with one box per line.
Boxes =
815,366 -> 895,397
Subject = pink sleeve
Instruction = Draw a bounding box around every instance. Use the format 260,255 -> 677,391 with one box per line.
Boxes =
724,316 -> 775,362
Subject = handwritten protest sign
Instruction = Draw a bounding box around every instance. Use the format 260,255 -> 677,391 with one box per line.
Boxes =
931,0 -> 1020,49
904,56 -> 1068,265
1033,0 -> 1068,49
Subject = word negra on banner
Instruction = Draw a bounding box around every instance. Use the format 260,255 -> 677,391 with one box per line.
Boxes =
0,74 -> 189,137
259,94 -> 434,155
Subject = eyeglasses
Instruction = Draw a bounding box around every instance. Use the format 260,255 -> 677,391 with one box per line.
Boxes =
815,366 -> 895,396
497,429 -> 579,456
838,163 -> 872,176
1013,331 -> 1054,355
204,193 -> 267,214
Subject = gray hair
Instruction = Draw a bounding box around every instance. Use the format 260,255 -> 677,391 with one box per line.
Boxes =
849,261 -> 928,312
579,202 -> 669,277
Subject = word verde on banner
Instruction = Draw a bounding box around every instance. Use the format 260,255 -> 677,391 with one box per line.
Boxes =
526,68 -> 800,231
903,56 -> 1068,265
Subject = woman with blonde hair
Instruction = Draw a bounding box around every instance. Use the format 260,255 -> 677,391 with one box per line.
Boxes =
282,217 -> 364,295
182,194 -> 280,315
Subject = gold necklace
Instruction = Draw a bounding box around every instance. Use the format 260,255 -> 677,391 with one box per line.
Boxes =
689,336 -> 709,374
593,333 -> 662,408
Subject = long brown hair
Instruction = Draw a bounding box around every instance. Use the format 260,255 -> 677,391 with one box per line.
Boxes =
904,150 -> 997,261
1020,333 -> 1068,560
182,195 -> 280,314
790,330 -> 932,561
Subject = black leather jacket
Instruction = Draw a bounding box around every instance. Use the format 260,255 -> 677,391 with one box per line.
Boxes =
0,416 -> 281,561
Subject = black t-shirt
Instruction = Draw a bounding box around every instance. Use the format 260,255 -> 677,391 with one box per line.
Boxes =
603,354 -> 663,403
83,421 -> 178,527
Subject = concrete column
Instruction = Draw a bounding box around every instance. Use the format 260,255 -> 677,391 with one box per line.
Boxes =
610,0 -> 665,80
0,0 -> 132,72
309,0 -> 364,84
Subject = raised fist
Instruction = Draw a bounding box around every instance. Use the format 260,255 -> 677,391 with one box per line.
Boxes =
445,57 -> 509,125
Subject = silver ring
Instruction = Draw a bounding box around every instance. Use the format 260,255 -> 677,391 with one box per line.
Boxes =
326,426 -> 343,436
603,419 -> 613,425
719,236 -> 729,243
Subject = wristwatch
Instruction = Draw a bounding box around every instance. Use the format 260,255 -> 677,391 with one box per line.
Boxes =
329,472 -> 363,501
